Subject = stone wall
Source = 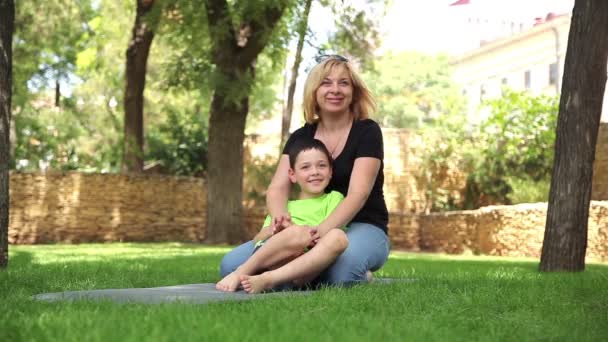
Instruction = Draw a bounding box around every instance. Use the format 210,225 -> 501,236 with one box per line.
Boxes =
390,202 -> 608,262
382,129 -> 425,213
8,172 -> 608,261
8,124 -> 608,260
387,213 -> 420,251
8,172 -> 274,244
9,173 -> 207,243
592,123 -> 608,200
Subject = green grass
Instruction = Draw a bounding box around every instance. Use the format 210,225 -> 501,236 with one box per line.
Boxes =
1,243 -> 607,341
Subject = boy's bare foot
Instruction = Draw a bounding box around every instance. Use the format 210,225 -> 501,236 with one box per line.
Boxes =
366,270 -> 373,282
216,272 -> 243,292
240,273 -> 274,294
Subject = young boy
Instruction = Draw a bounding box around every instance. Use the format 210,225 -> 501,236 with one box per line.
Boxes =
216,139 -> 348,293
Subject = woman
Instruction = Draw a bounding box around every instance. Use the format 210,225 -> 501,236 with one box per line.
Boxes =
220,54 -> 389,287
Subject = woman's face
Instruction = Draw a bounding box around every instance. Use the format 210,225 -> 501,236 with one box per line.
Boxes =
315,65 -> 353,117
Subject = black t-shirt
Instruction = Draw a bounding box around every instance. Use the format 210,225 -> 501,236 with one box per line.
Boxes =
283,119 -> 388,233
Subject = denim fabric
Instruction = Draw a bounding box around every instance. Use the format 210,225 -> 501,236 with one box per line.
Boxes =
218,222 -> 390,286
316,222 -> 390,286
219,240 -> 255,277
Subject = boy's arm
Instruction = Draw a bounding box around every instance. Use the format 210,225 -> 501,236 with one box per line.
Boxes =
254,209 -> 292,243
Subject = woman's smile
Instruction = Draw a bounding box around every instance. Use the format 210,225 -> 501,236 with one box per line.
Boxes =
316,65 -> 353,115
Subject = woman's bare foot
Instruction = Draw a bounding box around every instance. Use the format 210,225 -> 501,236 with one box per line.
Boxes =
216,272 -> 243,292
240,273 -> 274,294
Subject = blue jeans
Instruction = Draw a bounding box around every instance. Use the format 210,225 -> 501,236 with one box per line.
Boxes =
218,222 -> 390,286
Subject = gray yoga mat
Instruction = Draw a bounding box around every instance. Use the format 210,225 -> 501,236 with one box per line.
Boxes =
32,278 -> 412,305
33,283 -> 306,304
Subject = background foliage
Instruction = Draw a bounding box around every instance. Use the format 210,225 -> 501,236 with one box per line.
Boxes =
418,89 -> 558,211
363,51 -> 466,129
9,0 -> 559,212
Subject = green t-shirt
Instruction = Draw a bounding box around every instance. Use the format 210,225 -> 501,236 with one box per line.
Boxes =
262,191 -> 345,230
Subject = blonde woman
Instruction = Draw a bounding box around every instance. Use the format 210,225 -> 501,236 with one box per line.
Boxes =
220,55 -> 389,289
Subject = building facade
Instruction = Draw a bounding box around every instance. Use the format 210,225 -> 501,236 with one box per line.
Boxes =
451,13 -> 608,123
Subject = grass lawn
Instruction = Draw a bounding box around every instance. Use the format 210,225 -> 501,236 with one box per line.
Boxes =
1,243 -> 607,341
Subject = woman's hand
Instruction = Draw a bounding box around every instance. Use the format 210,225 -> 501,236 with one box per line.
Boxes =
308,226 -> 320,247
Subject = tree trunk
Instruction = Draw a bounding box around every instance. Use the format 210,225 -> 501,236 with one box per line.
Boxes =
205,69 -> 249,243
0,0 -> 14,269
280,0 -> 312,149
540,0 -> 608,272
123,0 -> 155,173
55,79 -> 60,107
204,0 -> 286,244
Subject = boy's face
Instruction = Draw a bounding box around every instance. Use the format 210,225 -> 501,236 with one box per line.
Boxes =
288,148 -> 332,199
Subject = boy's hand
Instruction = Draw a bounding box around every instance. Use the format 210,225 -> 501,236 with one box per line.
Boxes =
271,213 -> 292,234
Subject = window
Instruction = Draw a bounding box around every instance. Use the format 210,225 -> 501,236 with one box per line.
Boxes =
549,63 -> 558,85
500,78 -> 508,95
525,70 -> 531,89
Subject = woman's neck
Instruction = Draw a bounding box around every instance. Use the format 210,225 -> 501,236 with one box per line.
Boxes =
318,111 -> 353,131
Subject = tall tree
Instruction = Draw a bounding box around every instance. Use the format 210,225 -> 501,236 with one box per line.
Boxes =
540,0 -> 608,272
280,0 -> 311,148
204,0 -> 290,244
0,0 -> 14,269
123,0 -> 157,172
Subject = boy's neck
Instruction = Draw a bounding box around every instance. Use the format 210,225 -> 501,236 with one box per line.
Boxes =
298,191 -> 325,200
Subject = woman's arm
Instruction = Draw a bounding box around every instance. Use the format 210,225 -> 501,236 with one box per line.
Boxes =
265,154 -> 292,219
316,157 -> 381,236
253,226 -> 273,243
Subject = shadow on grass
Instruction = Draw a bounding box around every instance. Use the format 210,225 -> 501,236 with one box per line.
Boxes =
7,249 -> 35,267
2,246 -> 228,300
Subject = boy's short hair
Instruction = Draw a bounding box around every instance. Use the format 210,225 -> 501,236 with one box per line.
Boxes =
288,139 -> 333,169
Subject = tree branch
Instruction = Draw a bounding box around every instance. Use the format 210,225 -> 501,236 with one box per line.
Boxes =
238,2 -> 286,66
205,0 -> 237,64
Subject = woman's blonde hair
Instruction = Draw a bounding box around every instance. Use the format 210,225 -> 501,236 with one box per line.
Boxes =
302,57 -> 376,124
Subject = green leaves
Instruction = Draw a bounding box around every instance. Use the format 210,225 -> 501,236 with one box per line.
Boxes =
479,89 -> 558,182
75,47 -> 97,71
363,52 -> 465,129
145,92 -> 209,176
419,89 -> 558,211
